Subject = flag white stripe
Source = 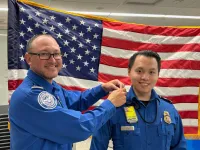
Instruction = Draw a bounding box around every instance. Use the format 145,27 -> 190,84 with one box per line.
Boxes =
101,46 -> 200,61
174,103 -> 198,111
154,86 -> 198,96
103,28 -> 200,44
8,70 -> 199,96
55,75 -> 100,88
182,119 -> 198,127
99,64 -> 200,78
8,90 -> 14,100
9,67 -> 200,80
8,69 -> 28,80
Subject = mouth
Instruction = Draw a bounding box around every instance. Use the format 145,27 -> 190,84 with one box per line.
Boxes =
139,82 -> 149,86
45,65 -> 57,69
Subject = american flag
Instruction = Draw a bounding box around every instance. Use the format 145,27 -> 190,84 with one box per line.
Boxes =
8,0 -> 200,138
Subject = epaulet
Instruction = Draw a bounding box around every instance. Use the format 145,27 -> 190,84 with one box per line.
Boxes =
31,85 -> 44,90
159,96 -> 173,104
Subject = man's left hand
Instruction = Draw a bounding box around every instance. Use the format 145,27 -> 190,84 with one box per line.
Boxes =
102,79 -> 125,92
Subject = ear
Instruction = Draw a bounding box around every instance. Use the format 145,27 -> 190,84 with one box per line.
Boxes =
128,68 -> 131,76
25,53 -> 31,66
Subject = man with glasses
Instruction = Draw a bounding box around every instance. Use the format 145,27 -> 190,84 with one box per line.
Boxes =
9,34 -> 126,150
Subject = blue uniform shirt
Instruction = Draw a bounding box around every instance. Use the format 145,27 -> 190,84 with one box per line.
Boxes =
90,87 -> 187,150
9,70 -> 116,150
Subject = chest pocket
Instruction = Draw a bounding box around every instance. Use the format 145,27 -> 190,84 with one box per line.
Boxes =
119,124 -> 141,150
158,121 -> 175,149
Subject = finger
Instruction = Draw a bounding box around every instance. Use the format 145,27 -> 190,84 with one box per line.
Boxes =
111,84 -> 119,90
119,83 -> 125,88
112,79 -> 121,86
113,80 -> 124,89
122,88 -> 127,92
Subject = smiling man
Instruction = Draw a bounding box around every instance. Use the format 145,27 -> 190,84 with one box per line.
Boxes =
9,34 -> 127,150
90,50 -> 187,150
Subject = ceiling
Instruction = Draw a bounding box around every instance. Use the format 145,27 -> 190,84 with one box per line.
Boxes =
1,0 -> 200,29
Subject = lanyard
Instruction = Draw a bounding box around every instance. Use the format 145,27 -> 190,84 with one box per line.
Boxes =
132,100 -> 158,124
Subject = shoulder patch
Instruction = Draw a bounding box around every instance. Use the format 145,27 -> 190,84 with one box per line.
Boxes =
38,91 -> 57,109
31,85 -> 44,90
159,96 -> 173,104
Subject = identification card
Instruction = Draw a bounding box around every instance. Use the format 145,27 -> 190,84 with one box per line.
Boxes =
124,106 -> 138,123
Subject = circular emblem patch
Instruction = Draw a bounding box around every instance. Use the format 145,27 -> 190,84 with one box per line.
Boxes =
38,91 -> 57,109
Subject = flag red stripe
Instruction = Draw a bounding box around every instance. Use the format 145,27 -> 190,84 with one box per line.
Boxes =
161,60 -> 200,70
103,21 -> 200,37
8,80 -> 86,91
179,111 -> 198,119
98,73 -> 200,87
156,78 -> 200,87
8,80 -> 23,90
102,37 -> 200,52
184,127 -> 198,134
164,95 -> 198,104
100,54 -> 200,70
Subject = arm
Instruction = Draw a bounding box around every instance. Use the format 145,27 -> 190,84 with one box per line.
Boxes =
90,120 -> 112,150
9,88 -> 115,145
170,110 -> 187,150
63,85 -> 108,111
63,79 -> 125,111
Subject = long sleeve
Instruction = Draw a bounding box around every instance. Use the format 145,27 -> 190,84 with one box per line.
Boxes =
170,111 -> 187,150
90,120 -> 112,150
9,87 -> 115,145
62,85 -> 108,111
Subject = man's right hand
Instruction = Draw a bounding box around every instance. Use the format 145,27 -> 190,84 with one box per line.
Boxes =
107,88 -> 127,107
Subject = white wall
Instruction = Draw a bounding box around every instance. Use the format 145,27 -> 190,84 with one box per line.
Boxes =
0,29 -> 8,105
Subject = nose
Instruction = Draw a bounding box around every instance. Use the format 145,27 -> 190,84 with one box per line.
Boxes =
141,73 -> 149,80
48,54 -> 56,61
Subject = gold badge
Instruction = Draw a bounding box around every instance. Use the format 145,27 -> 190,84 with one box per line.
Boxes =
124,106 -> 138,123
164,111 -> 169,116
163,111 -> 171,124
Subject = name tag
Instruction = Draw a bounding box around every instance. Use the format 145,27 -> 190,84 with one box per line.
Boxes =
121,126 -> 135,131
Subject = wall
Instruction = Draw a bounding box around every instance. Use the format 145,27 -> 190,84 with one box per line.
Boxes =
0,29 -> 8,106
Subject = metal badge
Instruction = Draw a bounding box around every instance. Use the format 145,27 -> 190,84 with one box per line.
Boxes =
163,111 -> 171,124
124,106 -> 138,123
164,111 -> 169,116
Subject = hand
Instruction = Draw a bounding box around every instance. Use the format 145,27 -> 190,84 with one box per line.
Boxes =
107,88 -> 126,107
102,79 -> 125,92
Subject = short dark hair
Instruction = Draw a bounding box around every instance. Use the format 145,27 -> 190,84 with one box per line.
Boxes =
26,34 -> 53,52
128,50 -> 161,72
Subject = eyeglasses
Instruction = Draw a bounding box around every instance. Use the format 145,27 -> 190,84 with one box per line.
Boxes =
29,52 -> 62,60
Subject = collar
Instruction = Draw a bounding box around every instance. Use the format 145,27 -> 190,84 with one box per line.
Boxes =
27,69 -> 59,93
126,86 -> 160,105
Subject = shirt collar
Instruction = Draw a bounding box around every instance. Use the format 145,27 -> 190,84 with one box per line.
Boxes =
126,86 -> 160,104
27,69 -> 58,93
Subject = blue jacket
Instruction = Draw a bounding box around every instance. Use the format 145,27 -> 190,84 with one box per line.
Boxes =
90,87 -> 187,150
9,70 -> 116,150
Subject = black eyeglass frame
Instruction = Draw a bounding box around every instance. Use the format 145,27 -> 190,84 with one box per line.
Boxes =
28,52 -> 62,60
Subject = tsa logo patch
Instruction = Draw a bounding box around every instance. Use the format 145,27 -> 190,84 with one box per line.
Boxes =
38,91 -> 57,109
